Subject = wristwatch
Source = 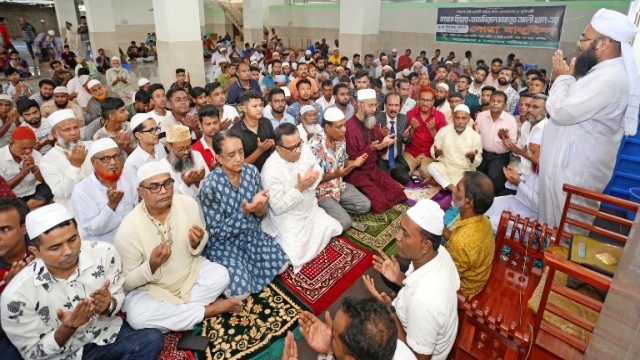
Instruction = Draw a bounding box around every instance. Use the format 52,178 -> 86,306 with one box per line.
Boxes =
106,298 -> 116,316
389,305 -> 396,314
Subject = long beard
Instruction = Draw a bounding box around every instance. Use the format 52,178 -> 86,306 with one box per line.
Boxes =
574,48 -> 598,78
95,167 -> 123,182
364,115 -> 377,130
168,152 -> 195,172
57,137 -> 79,151
434,98 -> 446,108
303,123 -> 317,134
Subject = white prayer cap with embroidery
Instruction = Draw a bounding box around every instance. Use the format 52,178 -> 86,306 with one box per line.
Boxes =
130,113 -> 155,131
89,138 -> 118,158
280,86 -> 291,97
26,203 -> 73,239
357,89 -> 376,101
54,86 -> 69,94
87,79 -> 102,89
436,83 -> 450,92
137,161 -> 171,185
406,199 -> 445,236
48,109 -> 76,128
324,107 -> 345,122
300,105 -> 315,115
591,8 -> 640,136
137,78 -> 150,87
453,104 -> 471,114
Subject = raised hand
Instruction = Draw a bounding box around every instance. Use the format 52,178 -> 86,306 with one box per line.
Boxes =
296,165 -> 319,192
149,242 -> 172,274
251,189 -> 269,212
552,49 -> 576,78
503,166 -> 520,185
106,188 -> 124,210
184,113 -> 200,130
334,164 -> 355,178
299,311 -> 332,355
65,143 -> 88,168
257,138 -> 275,152
353,153 -> 368,167
410,118 -> 420,130
362,275 -> 393,307
382,134 -> 396,147
114,132 -> 131,150
89,279 -> 112,314
381,126 -> 390,137
465,149 -> 478,162
56,299 -> 93,330
3,256 -> 33,285
188,225 -> 205,249
372,250 -> 403,286
280,331 -> 298,360
426,119 -> 436,132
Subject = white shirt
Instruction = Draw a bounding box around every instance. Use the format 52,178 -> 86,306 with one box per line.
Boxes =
393,247 -> 460,359
67,77 -> 92,108
221,104 -> 240,123
147,109 -> 172,127
315,96 -> 335,111
0,145 -> 42,197
297,123 -> 322,144
21,121 -> 53,155
394,340 -> 419,360
72,173 -> 137,243
261,146 -> 341,272
40,142 -> 94,215
1,241 -> 125,360
122,142 -> 167,196
161,151 -> 209,198
516,118 -> 547,176
382,114 -> 399,161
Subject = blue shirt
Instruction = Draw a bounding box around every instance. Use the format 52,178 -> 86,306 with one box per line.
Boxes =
226,79 -> 261,105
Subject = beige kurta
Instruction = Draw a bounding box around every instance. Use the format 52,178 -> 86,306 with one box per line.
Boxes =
114,194 -> 209,304
430,124 -> 483,186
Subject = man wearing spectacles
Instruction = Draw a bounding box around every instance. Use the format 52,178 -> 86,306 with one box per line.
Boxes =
72,138 -> 135,243
261,123 -> 342,272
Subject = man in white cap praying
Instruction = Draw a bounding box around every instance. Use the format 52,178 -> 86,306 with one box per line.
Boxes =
434,82 -> 452,123
122,113 -> 167,195
40,109 -> 93,215
261,123 -> 342,272
137,77 -> 151,92
72,138 -> 136,243
428,104 -> 482,193
105,56 -> 131,102
539,8 -> 639,228
114,162 -> 241,333
1,203 -> 165,359
344,89 -> 407,213
363,199 -> 460,360
308,107 -> 370,230
298,104 -> 322,143
162,124 -> 208,198
40,85 -> 84,128
85,79 -> 118,126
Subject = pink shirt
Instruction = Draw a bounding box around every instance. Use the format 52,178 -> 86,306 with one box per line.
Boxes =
475,110 -> 517,154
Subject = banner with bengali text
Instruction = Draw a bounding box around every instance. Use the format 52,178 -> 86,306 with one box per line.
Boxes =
435,6 -> 566,49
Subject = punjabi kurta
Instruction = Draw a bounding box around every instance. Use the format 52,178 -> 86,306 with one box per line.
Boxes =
161,151 -> 210,198
199,164 -> 289,297
114,195 -> 209,305
40,142 -> 94,215
486,171 -> 540,232
539,58 -> 628,227
72,174 -> 136,243
430,124 -> 483,187
261,146 -> 342,272
344,116 -> 407,213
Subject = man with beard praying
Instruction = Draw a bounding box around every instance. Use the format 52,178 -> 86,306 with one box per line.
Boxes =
434,83 -> 452,124
40,109 -> 93,215
344,89 -> 407,213
40,86 -> 84,128
105,57 -> 132,102
84,80 -> 120,140
539,8 -> 639,228
72,138 -> 135,243
162,125 -> 208,198
297,105 -> 322,144
122,113 -> 167,196
17,99 -> 55,155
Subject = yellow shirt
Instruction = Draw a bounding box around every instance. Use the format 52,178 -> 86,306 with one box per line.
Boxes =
445,215 -> 494,298
328,54 -> 341,65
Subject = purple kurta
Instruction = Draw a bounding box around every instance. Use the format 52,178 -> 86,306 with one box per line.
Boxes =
344,115 -> 407,213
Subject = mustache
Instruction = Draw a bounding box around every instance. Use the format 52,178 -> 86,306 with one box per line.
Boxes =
168,151 -> 195,172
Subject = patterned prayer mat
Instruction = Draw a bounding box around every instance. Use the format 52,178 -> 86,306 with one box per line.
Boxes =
344,202 -> 410,255
193,282 -> 308,360
157,332 -> 193,360
277,235 -> 373,314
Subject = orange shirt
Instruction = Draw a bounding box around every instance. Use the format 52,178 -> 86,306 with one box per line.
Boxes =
288,77 -> 319,100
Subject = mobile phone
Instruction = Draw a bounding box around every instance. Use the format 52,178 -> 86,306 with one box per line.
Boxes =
177,334 -> 209,352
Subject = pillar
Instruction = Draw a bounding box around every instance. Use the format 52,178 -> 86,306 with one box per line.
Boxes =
338,0 -> 381,57
199,0 -> 206,37
53,0 -> 79,42
152,0 -> 206,88
243,0 -> 264,46
84,0 -> 119,58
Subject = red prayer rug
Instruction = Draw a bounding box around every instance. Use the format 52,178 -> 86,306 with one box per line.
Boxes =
157,332 -> 194,360
277,235 -> 373,314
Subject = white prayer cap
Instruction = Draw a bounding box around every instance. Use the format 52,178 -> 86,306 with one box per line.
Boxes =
382,65 -> 393,71
26,203 -> 73,239
332,47 -> 339,52
282,62 -> 290,67
130,113 -> 154,131
166,125 -> 191,143
291,63 -> 298,70
220,47 -> 227,52
336,66 -> 344,72
357,89 -> 376,101
87,79 -> 102,89
529,130 -> 543,146
401,68 -> 411,77
453,104 -> 471,114
79,75 -> 90,86
406,199 -> 445,236
0,94 -> 11,103
89,138 -> 118,158
591,8 -> 639,136
381,55 -> 389,60
452,58 -> 460,63
47,29 -> 55,36
111,56 -> 120,61
272,51 -> 280,57
300,105 -> 315,115
274,74 -> 286,83
445,60 -> 453,65
392,48 -> 398,53
250,60 -> 258,66
137,78 -> 150,87
436,83 -> 450,92
48,109 -> 75,128
305,50 -> 312,55
280,86 -> 291,97
136,161 -> 171,185
53,86 -> 69,94
324,107 -> 345,122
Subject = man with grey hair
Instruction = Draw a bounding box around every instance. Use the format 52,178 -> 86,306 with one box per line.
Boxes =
162,125 -> 208,198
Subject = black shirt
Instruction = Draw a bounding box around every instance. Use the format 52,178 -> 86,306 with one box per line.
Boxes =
231,117 -> 275,172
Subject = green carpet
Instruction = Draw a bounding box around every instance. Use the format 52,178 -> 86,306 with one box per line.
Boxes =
344,202 -> 410,255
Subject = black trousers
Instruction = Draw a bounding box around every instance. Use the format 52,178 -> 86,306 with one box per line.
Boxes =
477,151 -> 511,196
377,156 -> 411,185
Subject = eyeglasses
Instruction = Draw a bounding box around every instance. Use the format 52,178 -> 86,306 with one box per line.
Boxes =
140,178 -> 175,194
278,141 -> 302,152
93,153 -> 123,164
140,126 -> 160,134
174,145 -> 192,154
418,98 -> 434,104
